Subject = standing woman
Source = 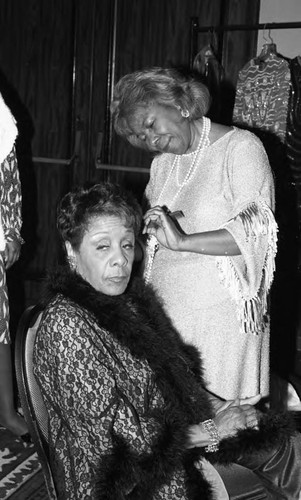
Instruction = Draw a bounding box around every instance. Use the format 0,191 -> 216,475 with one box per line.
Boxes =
0,92 -> 28,438
111,67 -> 278,401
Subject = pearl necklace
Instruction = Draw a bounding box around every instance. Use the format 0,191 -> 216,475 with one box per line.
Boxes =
155,117 -> 211,209
144,117 -> 211,284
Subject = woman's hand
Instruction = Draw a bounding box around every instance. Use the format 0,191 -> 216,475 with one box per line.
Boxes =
214,398 -> 260,440
214,394 -> 262,415
143,206 -> 241,256
143,206 -> 184,250
186,394 -> 261,448
4,240 -> 21,269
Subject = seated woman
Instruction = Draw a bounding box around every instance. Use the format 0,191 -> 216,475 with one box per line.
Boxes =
33,182 -> 301,499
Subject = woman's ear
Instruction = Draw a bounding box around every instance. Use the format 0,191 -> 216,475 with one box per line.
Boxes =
65,241 -> 77,271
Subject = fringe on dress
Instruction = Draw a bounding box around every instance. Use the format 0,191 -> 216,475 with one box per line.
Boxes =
216,201 -> 278,335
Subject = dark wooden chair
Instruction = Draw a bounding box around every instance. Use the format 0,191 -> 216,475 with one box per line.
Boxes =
15,304 -> 57,499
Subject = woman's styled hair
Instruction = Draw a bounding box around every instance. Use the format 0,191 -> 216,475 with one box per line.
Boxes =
111,67 -> 211,148
57,182 -> 142,250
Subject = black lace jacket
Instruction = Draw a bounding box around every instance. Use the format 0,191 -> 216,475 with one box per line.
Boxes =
33,267 -> 293,500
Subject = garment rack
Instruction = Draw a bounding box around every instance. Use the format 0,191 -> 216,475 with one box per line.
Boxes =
190,18 -> 301,68
102,18 -> 301,175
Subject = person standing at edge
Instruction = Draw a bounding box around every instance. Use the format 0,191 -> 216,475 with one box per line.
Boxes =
0,92 -> 29,440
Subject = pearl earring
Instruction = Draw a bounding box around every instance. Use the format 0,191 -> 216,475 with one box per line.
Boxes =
181,109 -> 190,118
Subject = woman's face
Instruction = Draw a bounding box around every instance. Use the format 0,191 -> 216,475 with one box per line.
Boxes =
67,215 -> 135,296
128,103 -> 195,154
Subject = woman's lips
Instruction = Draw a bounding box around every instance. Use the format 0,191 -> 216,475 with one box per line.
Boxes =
108,276 -> 127,283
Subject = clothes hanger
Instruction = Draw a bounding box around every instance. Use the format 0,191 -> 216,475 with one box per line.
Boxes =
254,27 -> 277,65
193,28 -> 218,74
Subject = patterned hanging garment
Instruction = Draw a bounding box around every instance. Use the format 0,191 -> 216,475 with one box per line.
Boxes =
233,43 -> 291,143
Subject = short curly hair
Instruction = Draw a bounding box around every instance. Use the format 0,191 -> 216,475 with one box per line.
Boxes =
111,67 -> 211,149
57,182 -> 142,251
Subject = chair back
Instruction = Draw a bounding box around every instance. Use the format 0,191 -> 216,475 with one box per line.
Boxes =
15,304 -> 58,499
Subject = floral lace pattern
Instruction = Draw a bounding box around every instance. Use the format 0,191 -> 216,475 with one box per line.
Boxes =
0,147 -> 22,343
33,296 -> 189,499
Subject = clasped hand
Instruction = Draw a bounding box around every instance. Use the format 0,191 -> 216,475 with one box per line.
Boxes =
143,206 -> 183,251
187,394 -> 261,449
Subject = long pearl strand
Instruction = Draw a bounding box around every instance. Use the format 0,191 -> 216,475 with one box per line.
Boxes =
144,117 -> 211,284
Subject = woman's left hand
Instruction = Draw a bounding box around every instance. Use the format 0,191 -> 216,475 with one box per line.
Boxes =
143,206 -> 184,250
187,395 -> 261,449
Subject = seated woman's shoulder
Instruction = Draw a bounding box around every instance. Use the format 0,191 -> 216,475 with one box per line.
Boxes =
42,293 -> 82,324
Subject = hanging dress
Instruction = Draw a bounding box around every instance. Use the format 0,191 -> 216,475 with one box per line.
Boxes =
232,43 -> 291,143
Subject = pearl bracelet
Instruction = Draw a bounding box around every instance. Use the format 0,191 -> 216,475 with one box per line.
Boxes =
202,419 -> 220,453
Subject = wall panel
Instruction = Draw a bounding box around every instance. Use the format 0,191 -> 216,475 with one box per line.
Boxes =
0,0 -> 75,311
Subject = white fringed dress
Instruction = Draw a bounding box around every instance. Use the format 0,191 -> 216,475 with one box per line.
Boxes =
144,126 -> 277,400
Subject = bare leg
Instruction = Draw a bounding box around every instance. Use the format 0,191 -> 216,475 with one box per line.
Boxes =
0,343 -> 28,436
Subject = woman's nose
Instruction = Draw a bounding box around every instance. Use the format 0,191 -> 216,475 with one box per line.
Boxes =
111,248 -> 127,267
145,129 -> 158,146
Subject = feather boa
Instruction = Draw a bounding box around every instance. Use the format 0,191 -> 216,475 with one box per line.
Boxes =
45,267 -> 295,500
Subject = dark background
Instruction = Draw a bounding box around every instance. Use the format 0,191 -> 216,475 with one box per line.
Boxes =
0,0 -> 260,299
1,0 -> 300,386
